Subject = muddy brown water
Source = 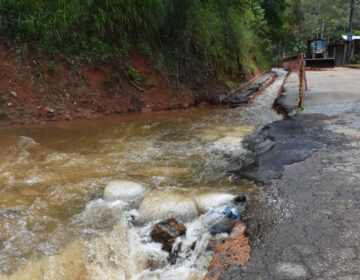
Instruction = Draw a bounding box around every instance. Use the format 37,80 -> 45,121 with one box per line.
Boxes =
0,69 -> 286,280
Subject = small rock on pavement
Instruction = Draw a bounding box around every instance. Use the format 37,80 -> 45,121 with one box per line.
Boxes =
150,218 -> 186,252
276,262 -> 308,278
103,179 -> 147,208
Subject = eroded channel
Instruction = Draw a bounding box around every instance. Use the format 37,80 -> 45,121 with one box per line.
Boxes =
0,69 -> 287,280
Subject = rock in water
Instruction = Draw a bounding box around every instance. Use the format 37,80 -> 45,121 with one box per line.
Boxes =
103,179 -> 147,208
137,190 -> 198,224
233,194 -> 248,214
195,192 -> 235,214
150,218 -> 187,252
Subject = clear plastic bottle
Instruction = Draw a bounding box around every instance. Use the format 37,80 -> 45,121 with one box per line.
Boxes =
203,206 -> 239,233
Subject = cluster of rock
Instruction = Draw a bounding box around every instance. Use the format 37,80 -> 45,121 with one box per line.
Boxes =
103,179 -> 248,257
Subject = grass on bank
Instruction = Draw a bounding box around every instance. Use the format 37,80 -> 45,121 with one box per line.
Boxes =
0,0 -> 272,85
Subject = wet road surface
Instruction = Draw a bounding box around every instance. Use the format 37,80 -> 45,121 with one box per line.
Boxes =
231,68 -> 360,279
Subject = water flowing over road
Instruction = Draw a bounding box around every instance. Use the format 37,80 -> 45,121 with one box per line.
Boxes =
0,70 -> 287,280
234,68 -> 360,280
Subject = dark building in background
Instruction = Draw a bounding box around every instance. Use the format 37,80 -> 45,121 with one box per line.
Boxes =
328,35 -> 360,66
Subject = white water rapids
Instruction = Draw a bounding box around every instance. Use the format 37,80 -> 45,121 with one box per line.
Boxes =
0,69 -> 287,280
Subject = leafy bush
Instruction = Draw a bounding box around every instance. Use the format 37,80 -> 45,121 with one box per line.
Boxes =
47,60 -> 55,74
350,54 -> 360,64
136,41 -> 151,56
126,67 -> 142,86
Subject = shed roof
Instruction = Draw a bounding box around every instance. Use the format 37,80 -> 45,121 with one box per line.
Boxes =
342,35 -> 360,41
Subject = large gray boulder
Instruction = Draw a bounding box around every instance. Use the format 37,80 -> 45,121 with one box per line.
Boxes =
103,179 -> 147,208
137,190 -> 198,224
195,192 -> 235,214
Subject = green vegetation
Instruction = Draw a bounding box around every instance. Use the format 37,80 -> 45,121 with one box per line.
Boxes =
46,60 -> 56,75
280,0 -> 360,56
0,0 -> 290,84
1,0 -> 359,81
126,67 -> 142,86
350,54 -> 360,64
301,0 -> 350,40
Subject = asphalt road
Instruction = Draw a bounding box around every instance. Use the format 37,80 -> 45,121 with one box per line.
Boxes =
228,68 -> 360,280
304,68 -> 360,106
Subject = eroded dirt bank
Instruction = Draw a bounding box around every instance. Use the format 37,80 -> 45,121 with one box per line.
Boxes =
0,45 -> 273,127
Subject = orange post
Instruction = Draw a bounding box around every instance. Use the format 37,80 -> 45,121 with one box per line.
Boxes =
297,53 -> 305,110
303,57 -> 308,91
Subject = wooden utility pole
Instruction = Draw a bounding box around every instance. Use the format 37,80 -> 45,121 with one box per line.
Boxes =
347,0 -> 355,63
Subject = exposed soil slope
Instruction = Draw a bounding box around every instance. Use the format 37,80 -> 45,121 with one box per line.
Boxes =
0,45 -> 228,126
0,44 -> 274,127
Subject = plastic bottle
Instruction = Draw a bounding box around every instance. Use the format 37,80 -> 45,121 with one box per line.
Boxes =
203,206 -> 239,233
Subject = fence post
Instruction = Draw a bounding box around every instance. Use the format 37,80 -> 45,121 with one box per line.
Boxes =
297,53 -> 305,110
303,56 -> 308,91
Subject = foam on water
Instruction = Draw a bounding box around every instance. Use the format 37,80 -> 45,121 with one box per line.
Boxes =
0,69 -> 287,279
0,192 -> 228,280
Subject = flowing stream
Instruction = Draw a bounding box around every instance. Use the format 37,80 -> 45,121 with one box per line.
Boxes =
0,69 -> 287,280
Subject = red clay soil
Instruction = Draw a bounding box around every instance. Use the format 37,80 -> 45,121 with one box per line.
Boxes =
0,44 -> 229,126
204,222 -> 250,280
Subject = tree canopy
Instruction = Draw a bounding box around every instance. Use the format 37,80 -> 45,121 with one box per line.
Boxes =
0,0 -> 357,72
282,0 -> 357,55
